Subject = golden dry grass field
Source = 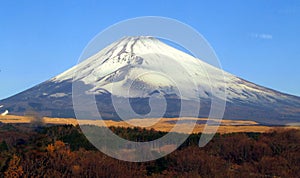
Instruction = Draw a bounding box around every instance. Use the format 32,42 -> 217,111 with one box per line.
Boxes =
0,114 -> 299,134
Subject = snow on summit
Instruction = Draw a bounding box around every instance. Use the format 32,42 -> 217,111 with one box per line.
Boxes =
51,36 -> 292,103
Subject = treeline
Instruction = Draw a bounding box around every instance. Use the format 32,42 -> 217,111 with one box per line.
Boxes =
0,123 -> 299,177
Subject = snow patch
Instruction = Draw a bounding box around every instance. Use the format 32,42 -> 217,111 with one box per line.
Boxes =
1,110 -> 8,116
50,93 -> 68,98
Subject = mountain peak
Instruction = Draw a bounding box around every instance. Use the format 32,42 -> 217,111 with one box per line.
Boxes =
106,36 -> 169,55
52,36 -> 200,83
120,36 -> 155,41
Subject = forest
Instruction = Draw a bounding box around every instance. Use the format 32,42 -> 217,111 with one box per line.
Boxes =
0,123 -> 299,177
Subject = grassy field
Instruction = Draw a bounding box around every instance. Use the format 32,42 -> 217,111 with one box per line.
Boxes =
0,114 -> 299,134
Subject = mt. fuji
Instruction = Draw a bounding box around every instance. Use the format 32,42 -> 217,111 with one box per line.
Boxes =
1,36 -> 300,125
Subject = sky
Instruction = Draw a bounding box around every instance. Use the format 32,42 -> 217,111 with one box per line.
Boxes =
0,0 -> 300,99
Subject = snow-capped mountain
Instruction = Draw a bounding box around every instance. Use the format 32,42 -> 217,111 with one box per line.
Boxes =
1,36 -> 300,125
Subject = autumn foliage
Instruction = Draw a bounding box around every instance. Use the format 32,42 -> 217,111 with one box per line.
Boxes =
0,123 -> 299,177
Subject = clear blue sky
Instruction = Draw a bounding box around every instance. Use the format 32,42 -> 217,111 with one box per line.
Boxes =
0,0 -> 299,99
